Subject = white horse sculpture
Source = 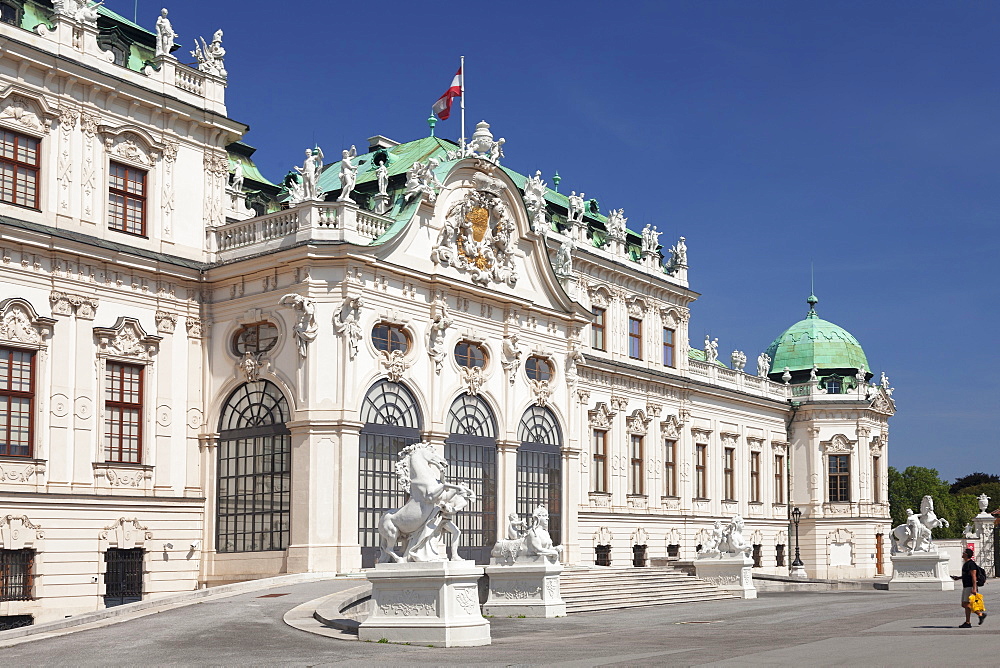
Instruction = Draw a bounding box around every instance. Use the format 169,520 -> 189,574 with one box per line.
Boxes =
377,442 -> 475,563
890,495 -> 949,554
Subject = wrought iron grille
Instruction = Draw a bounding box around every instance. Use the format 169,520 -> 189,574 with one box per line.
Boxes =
0,549 -> 33,601
0,615 -> 33,630
446,393 -> 498,564
216,381 -> 291,553
359,381 -> 422,568
104,548 -> 143,607
517,406 -> 563,546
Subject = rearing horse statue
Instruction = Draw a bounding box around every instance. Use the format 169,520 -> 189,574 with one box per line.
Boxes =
377,442 -> 475,563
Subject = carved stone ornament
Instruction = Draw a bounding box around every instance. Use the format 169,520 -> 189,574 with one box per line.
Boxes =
868,387 -> 896,416
94,317 -> 161,360
588,285 -> 610,309
660,415 -> 682,440
824,433 -> 854,454
627,409 -> 651,435
692,427 -> 712,443
588,402 -> 615,429
870,437 -> 884,456
0,298 -> 55,347
154,311 -> 177,334
50,290 -> 99,319
501,332 -> 522,384
610,395 -> 629,413
94,464 -> 153,488
0,89 -> 55,134
530,379 -> 552,407
595,526 -> 613,545
460,365 -> 485,396
0,461 -> 44,483
631,527 -> 650,546
186,318 -> 206,339
100,517 -> 152,549
0,514 -> 43,550
747,438 -> 763,452
279,294 -> 318,358
523,170 -> 548,235
381,349 -> 409,383
99,127 -> 161,167
431,173 -> 519,288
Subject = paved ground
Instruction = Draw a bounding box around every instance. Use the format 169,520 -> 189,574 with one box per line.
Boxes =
2,579 -> 996,666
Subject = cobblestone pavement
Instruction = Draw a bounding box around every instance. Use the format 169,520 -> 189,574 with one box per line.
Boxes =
2,580 -> 997,666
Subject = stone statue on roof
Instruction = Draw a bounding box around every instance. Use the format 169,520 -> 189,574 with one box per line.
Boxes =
284,172 -> 304,206
337,145 -> 358,203
404,159 -> 443,204
295,147 -> 324,202
567,191 -> 585,224
704,335 -> 719,363
231,159 -> 244,193
466,120 -> 506,164
731,350 -> 747,372
553,238 -> 574,279
155,8 -> 178,58
606,208 -> 627,241
641,224 -> 659,254
192,29 -> 226,78
757,352 -> 771,377
665,236 -> 687,274
524,171 -> 548,235
376,162 -> 388,196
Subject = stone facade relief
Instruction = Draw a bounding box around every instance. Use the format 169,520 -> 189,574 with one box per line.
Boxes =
49,291 -> 99,319
333,297 -> 364,360
100,517 -> 152,549
93,317 -> 160,361
426,293 -> 451,375
523,170 -> 548,235
0,515 -> 43,549
404,159 -> 443,204
279,294 -> 318,358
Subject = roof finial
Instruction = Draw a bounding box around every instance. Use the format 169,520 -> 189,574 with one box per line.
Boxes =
553,171 -> 561,192
427,112 -> 437,137
806,293 -> 818,318
807,263 -> 818,317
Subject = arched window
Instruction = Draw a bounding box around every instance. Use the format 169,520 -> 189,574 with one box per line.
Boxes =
516,405 -> 563,545
216,381 -> 290,553
359,380 -> 422,567
445,393 -> 498,564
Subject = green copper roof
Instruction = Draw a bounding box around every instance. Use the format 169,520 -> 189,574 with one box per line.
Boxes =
764,296 -> 869,375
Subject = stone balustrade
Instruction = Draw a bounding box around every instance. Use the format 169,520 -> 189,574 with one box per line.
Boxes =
688,359 -> 789,400
213,201 -> 394,261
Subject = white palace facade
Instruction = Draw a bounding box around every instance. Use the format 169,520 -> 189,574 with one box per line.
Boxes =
0,3 -> 895,626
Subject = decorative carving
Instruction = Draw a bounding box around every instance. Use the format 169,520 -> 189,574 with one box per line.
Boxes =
660,415 -> 681,440
427,293 -> 451,375
757,352 -> 771,377
460,365 -> 485,396
156,405 -> 171,427
431,173 -> 518,287
155,8 -> 179,58
238,351 -> 262,382
334,297 -> 364,360
588,402 -> 615,429
529,379 -> 552,407
337,145 -> 358,202
186,318 -> 205,339
191,29 -> 227,78
565,341 -> 585,385
0,462 -> 44,483
154,311 -> 177,334
501,332 -> 522,384
94,317 -> 160,360
553,238 -> 574,279
824,434 -> 854,454
279,294 -> 318,358
100,517 -> 152,549
627,409 -> 651,435
730,350 -> 747,372
0,515 -> 43,549
381,349 -> 409,383
0,94 -> 46,133
890,495 -> 949,555
523,170 -> 548,234
455,587 -> 479,615
610,395 -> 629,413
665,236 -> 687,273
605,208 -> 627,243
641,224 -> 659,255
704,335 -> 719,364
490,505 -> 563,565
51,393 -> 70,417
293,146 -> 325,202
0,298 -> 53,346
464,120 -> 505,164
403,159 -> 443,204
95,466 -> 152,488
567,191 -> 585,224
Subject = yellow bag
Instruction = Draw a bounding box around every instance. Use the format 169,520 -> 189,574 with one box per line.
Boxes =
969,593 -> 986,614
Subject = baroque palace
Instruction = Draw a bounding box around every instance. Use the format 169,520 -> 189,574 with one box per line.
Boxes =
0,2 -> 895,625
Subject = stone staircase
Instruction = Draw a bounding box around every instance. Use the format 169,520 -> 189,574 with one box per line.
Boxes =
560,565 -> 737,613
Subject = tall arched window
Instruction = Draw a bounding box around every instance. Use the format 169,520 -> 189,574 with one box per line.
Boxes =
446,393 -> 498,564
216,381 -> 291,553
517,405 -> 563,545
359,380 -> 423,567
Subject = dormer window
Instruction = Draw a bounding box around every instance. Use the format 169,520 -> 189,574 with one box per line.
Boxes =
822,374 -> 843,394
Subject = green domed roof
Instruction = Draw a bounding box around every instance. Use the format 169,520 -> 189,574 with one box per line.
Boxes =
765,296 -> 870,377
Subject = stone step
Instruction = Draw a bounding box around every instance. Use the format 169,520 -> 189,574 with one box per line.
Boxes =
558,565 -> 736,613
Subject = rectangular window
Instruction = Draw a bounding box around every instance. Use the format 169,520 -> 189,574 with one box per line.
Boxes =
108,161 -> 147,236
774,454 -> 785,504
628,317 -> 642,359
750,451 -> 761,502
629,434 -> 644,495
0,347 -> 34,458
591,307 -> 606,351
592,430 -> 608,493
664,439 -> 677,497
872,456 -> 881,503
662,327 -> 675,367
724,447 -> 735,500
829,454 -> 850,503
0,130 -> 39,209
695,444 -> 707,498
0,549 -> 33,601
104,362 -> 143,464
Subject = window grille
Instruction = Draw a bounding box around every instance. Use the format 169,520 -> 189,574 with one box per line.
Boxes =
104,548 -> 143,607
0,549 -> 33,601
445,393 -> 497,564
517,406 -> 562,546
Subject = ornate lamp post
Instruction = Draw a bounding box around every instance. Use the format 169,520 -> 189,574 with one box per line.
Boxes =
790,506 -> 807,577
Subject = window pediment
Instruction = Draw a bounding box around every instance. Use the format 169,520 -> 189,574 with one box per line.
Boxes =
94,317 -> 161,361
0,298 -> 54,348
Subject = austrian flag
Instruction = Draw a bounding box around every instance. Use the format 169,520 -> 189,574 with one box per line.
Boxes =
432,67 -> 462,120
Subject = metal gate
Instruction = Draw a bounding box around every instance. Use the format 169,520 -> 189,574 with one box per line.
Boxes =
516,406 -> 562,546
445,394 -> 498,564
104,548 -> 143,607
358,381 -> 422,568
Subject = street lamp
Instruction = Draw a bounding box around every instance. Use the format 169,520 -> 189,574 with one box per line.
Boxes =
790,506 -> 806,577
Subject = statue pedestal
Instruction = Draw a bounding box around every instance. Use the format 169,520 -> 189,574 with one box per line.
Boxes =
371,192 -> 391,215
695,554 -> 757,599
483,556 -> 566,618
358,561 -> 490,647
888,552 -> 954,590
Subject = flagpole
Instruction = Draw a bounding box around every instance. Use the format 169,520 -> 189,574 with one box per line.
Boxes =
460,55 -> 466,152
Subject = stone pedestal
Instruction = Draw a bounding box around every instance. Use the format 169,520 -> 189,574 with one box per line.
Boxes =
888,552 -> 954,590
371,192 -> 391,215
484,556 -> 565,618
358,561 -> 490,647
694,554 -> 757,599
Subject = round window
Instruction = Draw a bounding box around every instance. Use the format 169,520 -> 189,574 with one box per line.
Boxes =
372,323 -> 409,354
455,341 -> 488,368
525,356 -> 553,382
232,322 -> 279,355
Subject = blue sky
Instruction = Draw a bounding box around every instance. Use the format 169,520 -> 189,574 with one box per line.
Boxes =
112,1 -> 999,483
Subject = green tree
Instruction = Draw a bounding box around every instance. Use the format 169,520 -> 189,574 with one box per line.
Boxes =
956,482 -> 1000,514
950,472 -> 1000,495
887,466 -> 965,539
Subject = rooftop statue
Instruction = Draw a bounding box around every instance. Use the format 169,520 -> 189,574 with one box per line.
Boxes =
490,505 -> 563,565
890,495 -> 950,555
567,191 -> 585,224
231,159 -> 244,193
337,145 -> 358,203
641,224 -> 659,254
155,8 -> 178,58
403,159 -> 443,204
665,236 -> 687,273
524,171 -> 548,235
283,172 -> 304,206
376,162 -> 388,196
605,208 -> 627,241
979,493 -> 991,515
465,121 -> 505,164
192,30 -> 227,78
377,442 -> 475,563
704,335 -> 719,364
757,352 -> 771,377
294,147 -> 324,202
